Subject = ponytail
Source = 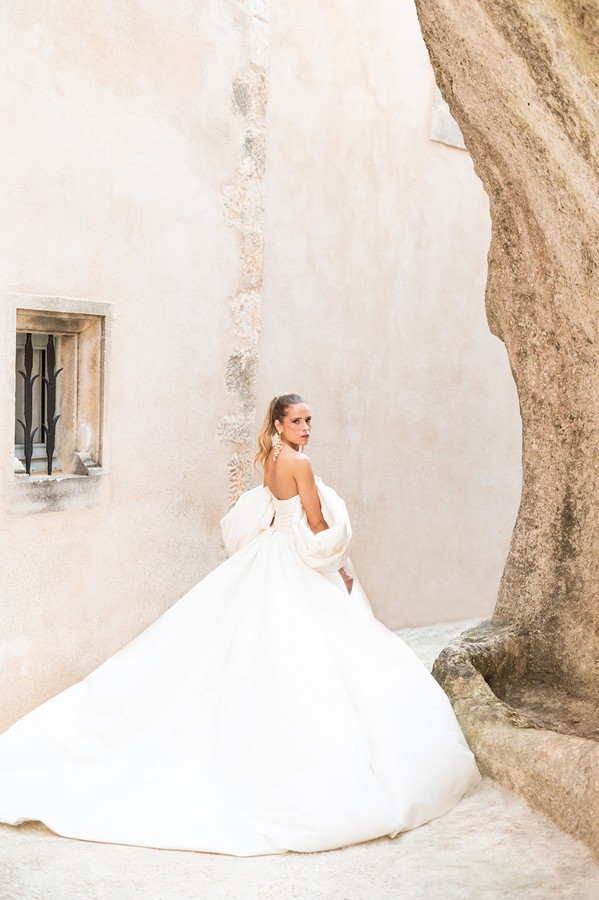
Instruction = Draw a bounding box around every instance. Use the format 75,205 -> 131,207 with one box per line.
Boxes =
255,397 -> 277,469
254,393 -> 305,469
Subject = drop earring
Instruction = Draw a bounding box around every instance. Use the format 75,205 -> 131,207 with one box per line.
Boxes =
272,431 -> 283,461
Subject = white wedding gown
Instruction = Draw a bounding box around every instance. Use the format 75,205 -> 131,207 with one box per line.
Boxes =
0,479 -> 479,856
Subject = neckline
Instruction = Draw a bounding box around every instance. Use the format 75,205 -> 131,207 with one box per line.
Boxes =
265,488 -> 299,503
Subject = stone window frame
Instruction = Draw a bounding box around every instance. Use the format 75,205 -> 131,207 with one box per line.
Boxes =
3,293 -> 111,514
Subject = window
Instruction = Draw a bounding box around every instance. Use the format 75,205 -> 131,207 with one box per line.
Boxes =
6,295 -> 111,514
15,332 -> 62,475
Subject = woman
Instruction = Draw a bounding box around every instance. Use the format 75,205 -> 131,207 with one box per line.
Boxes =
0,394 -> 479,856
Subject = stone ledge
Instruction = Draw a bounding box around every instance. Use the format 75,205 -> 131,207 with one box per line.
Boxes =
433,621 -> 599,860
9,470 -> 105,515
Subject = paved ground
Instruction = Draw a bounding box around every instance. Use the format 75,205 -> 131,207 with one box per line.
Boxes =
1,621 -> 598,900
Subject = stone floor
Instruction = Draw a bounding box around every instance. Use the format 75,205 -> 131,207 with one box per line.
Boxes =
1,620 -> 598,900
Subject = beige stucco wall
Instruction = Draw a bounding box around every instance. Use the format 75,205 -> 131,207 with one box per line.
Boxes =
258,0 -> 522,628
0,0 -> 263,729
0,0 -> 521,730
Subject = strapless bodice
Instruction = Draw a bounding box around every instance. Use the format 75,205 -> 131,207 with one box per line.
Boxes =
221,478 -> 353,576
271,493 -> 301,534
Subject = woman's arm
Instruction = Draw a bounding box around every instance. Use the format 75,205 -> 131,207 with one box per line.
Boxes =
339,568 -> 353,593
294,456 -> 328,533
294,456 -> 352,593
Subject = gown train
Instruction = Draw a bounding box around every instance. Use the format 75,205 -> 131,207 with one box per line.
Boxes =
0,479 -> 480,855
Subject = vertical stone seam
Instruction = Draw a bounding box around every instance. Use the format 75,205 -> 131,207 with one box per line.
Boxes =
221,2 -> 269,507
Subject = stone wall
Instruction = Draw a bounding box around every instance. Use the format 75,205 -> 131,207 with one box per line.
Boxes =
221,0 -> 269,506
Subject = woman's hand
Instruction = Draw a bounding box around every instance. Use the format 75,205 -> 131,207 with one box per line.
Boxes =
339,567 -> 353,594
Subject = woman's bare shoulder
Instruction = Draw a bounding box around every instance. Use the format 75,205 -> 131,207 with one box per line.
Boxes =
287,450 -> 312,468
290,453 -> 316,485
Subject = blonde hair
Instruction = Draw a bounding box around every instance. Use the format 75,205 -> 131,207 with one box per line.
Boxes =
255,393 -> 305,468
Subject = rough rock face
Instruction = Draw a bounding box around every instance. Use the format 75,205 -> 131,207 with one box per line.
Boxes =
415,0 -> 598,698
414,0 -> 599,854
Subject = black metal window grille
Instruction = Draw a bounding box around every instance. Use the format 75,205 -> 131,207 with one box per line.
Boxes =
15,333 -> 63,476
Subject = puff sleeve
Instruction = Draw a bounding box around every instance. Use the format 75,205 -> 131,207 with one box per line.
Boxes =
291,478 -> 352,575
220,485 -> 274,555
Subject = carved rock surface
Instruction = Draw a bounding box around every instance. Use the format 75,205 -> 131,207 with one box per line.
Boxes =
414,0 -> 599,700
414,0 -> 599,857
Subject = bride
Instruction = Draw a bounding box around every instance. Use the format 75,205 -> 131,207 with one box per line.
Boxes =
0,393 -> 480,856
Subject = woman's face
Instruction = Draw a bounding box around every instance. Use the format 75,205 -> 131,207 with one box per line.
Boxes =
277,403 -> 311,449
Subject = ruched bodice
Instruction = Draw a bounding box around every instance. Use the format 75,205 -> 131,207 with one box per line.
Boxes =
271,493 -> 301,534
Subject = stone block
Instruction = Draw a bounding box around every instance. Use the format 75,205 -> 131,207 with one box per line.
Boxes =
240,128 -> 267,180
222,179 -> 265,234
217,414 -> 254,445
240,232 -> 264,291
231,291 -> 262,343
232,68 -> 268,123
224,348 -> 258,411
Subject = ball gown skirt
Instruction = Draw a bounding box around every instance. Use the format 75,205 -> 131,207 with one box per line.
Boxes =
0,479 -> 480,856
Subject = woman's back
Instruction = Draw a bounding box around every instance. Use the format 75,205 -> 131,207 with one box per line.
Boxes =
264,449 -> 301,500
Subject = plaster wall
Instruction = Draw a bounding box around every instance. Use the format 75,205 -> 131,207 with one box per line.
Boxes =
0,0 -> 523,731
0,0 -> 257,729
258,0 -> 522,627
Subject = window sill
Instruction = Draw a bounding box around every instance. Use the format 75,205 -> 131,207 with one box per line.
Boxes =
9,468 -> 105,515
